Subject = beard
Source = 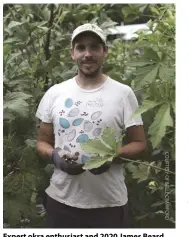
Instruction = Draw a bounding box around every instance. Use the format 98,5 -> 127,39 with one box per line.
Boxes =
76,60 -> 102,78
79,66 -> 101,77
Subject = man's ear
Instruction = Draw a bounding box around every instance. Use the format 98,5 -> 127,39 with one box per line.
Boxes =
104,46 -> 108,57
71,47 -> 75,60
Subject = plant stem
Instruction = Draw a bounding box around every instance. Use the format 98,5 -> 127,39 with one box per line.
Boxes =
119,156 -> 175,175
44,4 -> 55,91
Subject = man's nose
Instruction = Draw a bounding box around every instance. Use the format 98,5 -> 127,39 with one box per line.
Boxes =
85,48 -> 92,57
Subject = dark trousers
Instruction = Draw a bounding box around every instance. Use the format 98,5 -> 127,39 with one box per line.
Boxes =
45,195 -> 132,228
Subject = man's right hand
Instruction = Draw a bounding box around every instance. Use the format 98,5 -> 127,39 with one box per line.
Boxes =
52,147 -> 85,175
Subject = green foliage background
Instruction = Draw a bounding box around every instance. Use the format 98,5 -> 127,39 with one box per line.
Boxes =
3,4 -> 175,228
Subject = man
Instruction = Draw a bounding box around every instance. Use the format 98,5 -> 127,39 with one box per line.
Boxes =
36,23 -> 147,228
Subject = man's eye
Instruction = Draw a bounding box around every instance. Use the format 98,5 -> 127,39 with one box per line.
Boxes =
91,44 -> 99,50
77,45 -> 85,51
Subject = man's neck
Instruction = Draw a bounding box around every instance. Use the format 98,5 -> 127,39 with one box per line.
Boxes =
75,72 -> 107,90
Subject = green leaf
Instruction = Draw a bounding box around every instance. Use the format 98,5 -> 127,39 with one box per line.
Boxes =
4,37 -> 21,44
135,64 -> 156,76
80,127 -> 123,169
31,191 -> 37,204
3,110 -> 13,121
135,213 -> 150,220
140,64 -> 159,86
3,92 -> 32,117
7,21 -> 25,29
121,6 -> 130,18
159,66 -> 174,81
148,103 -> 173,148
143,48 -> 160,61
4,171 -> 37,198
130,100 -> 162,120
3,43 -> 10,54
37,26 -> 49,32
139,5 -> 147,13
19,147 -> 39,170
126,60 -> 155,67
25,139 -> 36,148
171,102 -> 175,114
83,156 -> 114,170
42,7 -> 51,21
100,21 -> 118,29
121,6 -> 138,22
146,19 -> 154,30
125,162 -> 149,183
6,52 -> 22,64
4,92 -> 32,101
101,127 -> 117,151
4,197 -> 30,225
44,164 -> 54,176
133,64 -> 158,88
80,138 -> 113,156
151,200 -> 165,207
3,99 -> 29,117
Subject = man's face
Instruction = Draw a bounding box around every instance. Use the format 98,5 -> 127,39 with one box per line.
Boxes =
71,32 -> 108,77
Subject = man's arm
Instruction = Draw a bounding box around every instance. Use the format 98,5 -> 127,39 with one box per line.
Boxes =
36,122 -> 54,160
117,125 -> 147,161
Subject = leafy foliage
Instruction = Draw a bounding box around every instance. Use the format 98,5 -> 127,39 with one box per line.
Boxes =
4,92 -> 32,119
148,103 -> 173,148
3,3 -> 175,228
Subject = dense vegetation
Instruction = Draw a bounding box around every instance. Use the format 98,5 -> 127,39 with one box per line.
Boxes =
3,4 -> 175,228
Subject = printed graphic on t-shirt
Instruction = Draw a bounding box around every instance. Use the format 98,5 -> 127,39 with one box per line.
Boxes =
57,97 -> 104,164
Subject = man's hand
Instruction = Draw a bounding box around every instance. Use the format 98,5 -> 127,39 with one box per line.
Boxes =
52,147 -> 85,175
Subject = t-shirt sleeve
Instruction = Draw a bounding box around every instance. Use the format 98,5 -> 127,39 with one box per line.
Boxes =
35,87 -> 53,123
123,88 -> 143,130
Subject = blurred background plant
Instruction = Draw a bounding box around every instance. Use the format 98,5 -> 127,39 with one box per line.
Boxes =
3,3 -> 175,228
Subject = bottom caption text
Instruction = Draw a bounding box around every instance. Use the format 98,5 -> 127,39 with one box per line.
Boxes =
3,233 -> 165,237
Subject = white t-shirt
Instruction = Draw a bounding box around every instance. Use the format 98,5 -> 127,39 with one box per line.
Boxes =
36,76 -> 143,208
